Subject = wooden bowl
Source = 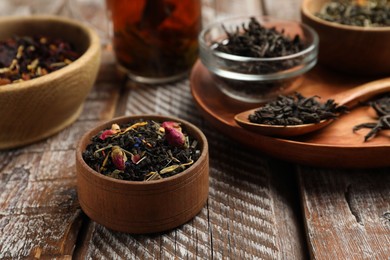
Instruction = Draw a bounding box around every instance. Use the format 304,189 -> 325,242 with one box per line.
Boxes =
76,115 -> 209,234
0,15 -> 101,149
301,0 -> 390,76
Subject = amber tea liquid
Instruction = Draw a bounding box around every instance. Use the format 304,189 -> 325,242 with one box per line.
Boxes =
107,0 -> 201,84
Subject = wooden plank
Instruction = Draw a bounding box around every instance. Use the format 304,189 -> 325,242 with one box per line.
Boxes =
213,0 -> 264,19
76,79 -> 307,259
0,130 -> 85,259
0,51 -> 121,259
264,0 -> 302,20
298,167 -> 390,259
268,160 -> 309,259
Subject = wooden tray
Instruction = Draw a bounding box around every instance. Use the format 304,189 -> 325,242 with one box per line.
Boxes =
190,60 -> 390,168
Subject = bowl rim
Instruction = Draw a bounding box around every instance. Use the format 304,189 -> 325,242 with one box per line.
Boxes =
76,114 -> 209,186
0,15 -> 101,92
301,0 -> 390,32
199,15 -> 319,62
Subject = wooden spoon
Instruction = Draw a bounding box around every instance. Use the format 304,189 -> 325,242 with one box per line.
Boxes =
234,77 -> 390,137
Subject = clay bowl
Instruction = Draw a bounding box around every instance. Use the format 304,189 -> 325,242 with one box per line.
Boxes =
0,15 -> 101,149
301,0 -> 390,76
76,115 -> 209,234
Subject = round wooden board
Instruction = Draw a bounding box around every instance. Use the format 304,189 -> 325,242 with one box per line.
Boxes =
190,60 -> 390,168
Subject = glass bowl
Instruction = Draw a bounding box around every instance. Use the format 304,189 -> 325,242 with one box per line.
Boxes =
199,16 -> 319,103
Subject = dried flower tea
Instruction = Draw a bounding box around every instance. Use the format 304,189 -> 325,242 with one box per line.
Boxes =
0,35 -> 80,86
353,94 -> 390,141
82,119 -> 201,181
316,0 -> 390,27
212,17 -> 305,74
248,92 -> 348,125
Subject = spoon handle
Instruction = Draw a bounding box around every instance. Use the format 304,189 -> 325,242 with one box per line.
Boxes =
333,77 -> 390,108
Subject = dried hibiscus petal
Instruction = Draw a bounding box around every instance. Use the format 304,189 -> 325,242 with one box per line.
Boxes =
99,123 -> 121,140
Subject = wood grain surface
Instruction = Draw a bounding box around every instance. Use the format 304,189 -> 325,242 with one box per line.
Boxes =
0,48 -> 307,259
74,78 -> 307,259
0,51 -> 118,259
298,167 -> 390,259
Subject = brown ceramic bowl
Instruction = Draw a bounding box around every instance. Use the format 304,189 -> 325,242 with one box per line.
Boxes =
0,15 -> 101,149
76,115 -> 209,234
301,0 -> 390,76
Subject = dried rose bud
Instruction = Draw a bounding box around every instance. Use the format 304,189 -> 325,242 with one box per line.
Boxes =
162,121 -> 182,132
164,125 -> 185,147
111,146 -> 127,170
99,123 -> 121,140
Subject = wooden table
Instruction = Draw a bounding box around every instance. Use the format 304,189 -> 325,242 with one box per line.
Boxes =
1,1 -> 389,259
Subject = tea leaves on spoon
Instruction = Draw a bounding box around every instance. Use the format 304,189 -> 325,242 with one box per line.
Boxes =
248,92 -> 348,125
